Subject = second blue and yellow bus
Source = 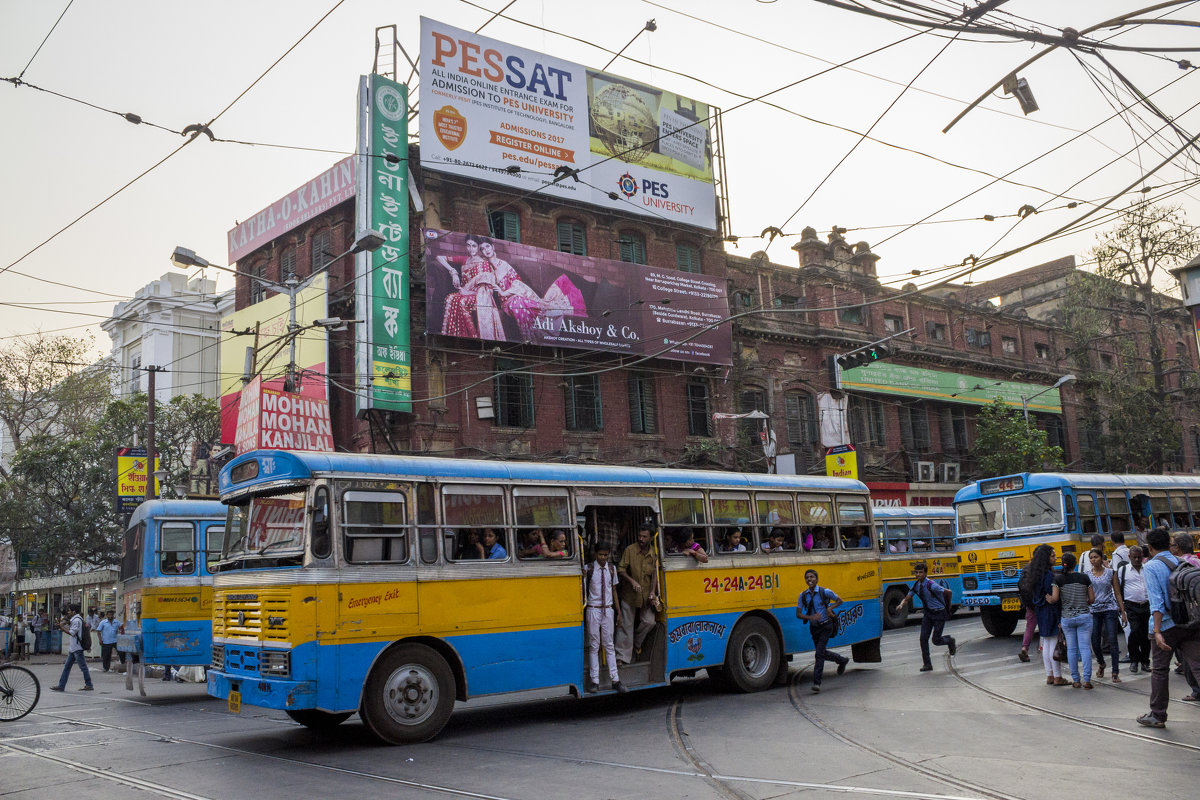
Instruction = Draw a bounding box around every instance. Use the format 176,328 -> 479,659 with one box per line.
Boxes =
206,450 -> 885,743
119,499 -> 227,665
873,506 -> 960,629
954,472 -> 1200,636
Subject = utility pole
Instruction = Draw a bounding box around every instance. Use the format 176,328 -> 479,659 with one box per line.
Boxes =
144,366 -> 164,501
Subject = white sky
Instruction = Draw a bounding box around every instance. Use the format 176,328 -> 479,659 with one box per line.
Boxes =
3,0 -> 1198,357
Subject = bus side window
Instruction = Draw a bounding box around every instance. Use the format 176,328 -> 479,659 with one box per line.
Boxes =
1189,493 -> 1200,528
160,522 -> 196,575
1077,493 -> 1099,535
311,486 -> 331,559
205,525 -> 225,571
417,483 -> 438,564
797,496 -> 834,550
343,491 -> 408,563
931,520 -> 954,551
1107,493 -> 1133,534
836,499 -> 871,549
909,521 -> 932,553
1169,492 -> 1191,529
661,492 -> 705,557
443,485 -> 506,561
884,522 -> 908,553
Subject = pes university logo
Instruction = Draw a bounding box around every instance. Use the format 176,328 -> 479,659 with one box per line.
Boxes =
616,172 -> 638,198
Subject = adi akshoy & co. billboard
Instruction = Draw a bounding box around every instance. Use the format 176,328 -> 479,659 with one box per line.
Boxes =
424,229 -> 732,364
420,17 -> 717,230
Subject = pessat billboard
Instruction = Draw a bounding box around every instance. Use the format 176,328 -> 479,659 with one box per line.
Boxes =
420,17 -> 717,230
424,229 -> 732,364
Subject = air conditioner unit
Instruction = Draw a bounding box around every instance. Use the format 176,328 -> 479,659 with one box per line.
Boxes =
915,461 -> 936,482
940,463 -> 961,483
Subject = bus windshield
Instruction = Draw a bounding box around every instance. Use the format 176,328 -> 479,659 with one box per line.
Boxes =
956,497 -> 1003,541
223,491 -> 307,559
1004,490 -> 1063,533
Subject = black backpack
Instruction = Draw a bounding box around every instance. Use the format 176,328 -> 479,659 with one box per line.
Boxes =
78,617 -> 92,650
1151,554 -> 1200,631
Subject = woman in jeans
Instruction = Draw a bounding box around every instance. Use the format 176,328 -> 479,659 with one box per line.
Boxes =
1086,548 -> 1126,683
1020,544 -> 1067,685
1052,552 -> 1096,688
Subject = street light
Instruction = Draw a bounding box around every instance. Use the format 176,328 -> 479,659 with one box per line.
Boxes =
1022,374 -> 1076,423
170,233 -> 385,390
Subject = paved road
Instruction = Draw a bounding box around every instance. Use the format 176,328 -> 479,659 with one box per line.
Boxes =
3,615 -> 1198,799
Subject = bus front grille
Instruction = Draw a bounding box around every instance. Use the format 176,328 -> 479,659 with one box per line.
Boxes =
214,589 -> 291,642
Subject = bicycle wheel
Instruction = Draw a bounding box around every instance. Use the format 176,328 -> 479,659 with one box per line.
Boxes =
0,665 -> 41,721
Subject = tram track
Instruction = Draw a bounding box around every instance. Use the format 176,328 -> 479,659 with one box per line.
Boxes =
947,637 -> 1200,754
2,709 -> 522,800
782,668 -> 1028,800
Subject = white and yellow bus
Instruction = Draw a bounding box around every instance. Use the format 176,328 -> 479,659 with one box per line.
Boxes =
207,450 -> 884,743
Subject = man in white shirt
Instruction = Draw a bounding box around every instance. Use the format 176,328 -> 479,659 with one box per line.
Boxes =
1110,532 -> 1131,571
1119,546 -> 1150,673
584,545 -> 624,694
49,604 -> 94,691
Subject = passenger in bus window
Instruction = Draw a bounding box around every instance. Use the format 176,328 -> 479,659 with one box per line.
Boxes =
482,528 -> 507,560
761,529 -> 786,553
810,527 -> 835,550
841,527 -> 870,549
668,528 -> 708,562
457,530 -> 483,559
801,528 -> 814,551
719,528 -> 747,553
518,529 -> 547,558
544,530 -> 569,558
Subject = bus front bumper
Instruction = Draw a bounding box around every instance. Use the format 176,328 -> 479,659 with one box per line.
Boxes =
207,669 -> 317,711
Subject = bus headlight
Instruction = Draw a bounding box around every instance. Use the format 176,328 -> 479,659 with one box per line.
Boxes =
963,577 -> 978,590
259,650 -> 291,679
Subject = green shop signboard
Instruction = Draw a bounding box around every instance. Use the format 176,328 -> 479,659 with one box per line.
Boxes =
355,74 -> 412,413
841,362 -> 1064,413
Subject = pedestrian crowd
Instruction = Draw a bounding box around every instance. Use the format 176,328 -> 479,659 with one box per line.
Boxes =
1017,527 -> 1200,728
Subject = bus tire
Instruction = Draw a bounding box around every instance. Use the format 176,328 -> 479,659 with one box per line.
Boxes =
723,617 -> 780,693
980,607 -> 1019,637
883,587 -> 909,630
286,709 -> 353,731
360,643 -> 455,745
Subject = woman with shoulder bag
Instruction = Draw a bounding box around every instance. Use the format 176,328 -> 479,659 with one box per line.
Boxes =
1020,545 -> 1068,685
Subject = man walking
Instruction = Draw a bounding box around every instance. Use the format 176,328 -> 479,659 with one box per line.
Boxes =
1119,546 -> 1151,673
616,526 -> 659,665
28,608 -> 41,656
895,562 -> 957,671
796,569 -> 848,693
1136,528 -> 1200,728
97,609 -> 124,673
49,604 -> 94,692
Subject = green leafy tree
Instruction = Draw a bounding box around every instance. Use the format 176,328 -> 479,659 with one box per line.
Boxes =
974,398 -> 1064,476
1062,202 -> 1198,471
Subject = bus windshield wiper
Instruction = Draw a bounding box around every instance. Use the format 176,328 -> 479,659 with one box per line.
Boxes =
223,532 -> 248,557
257,537 -> 297,555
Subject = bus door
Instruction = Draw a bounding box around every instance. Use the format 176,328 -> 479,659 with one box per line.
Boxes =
337,484 -> 418,637
574,490 -> 661,682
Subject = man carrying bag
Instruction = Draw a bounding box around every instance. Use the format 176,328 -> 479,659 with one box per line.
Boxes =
896,562 -> 957,672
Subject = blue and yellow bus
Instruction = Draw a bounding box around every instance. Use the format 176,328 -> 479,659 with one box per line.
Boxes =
206,450 -> 885,743
954,472 -> 1200,636
119,499 -> 227,665
873,506 -> 959,629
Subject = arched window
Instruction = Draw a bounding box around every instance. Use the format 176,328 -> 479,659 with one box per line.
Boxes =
280,247 -> 297,281
487,208 -> 521,242
784,392 -> 816,448
617,230 -> 646,264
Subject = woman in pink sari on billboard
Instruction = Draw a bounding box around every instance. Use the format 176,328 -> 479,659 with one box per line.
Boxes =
479,240 -> 587,341
436,237 -> 504,340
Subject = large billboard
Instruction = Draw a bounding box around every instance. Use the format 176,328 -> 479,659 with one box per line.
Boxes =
420,17 -> 717,230
227,158 -> 355,264
355,74 -> 412,413
424,229 -> 732,364
218,274 -> 330,444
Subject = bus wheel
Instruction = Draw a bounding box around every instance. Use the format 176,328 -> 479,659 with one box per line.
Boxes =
286,709 -> 353,731
723,618 -> 780,693
980,607 -> 1019,637
361,643 -> 455,744
883,587 -> 909,630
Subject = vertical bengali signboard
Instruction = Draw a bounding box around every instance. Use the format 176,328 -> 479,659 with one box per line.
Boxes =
355,74 -> 412,413
114,447 -> 161,512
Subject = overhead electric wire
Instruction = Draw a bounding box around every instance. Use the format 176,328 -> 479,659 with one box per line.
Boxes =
17,0 -> 74,80
0,0 -> 348,285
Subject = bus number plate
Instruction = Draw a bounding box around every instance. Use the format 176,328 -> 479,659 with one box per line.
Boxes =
962,596 -> 997,607
228,690 -> 241,713
1001,597 -> 1022,611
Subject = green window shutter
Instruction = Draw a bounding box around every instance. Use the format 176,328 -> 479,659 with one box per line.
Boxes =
557,221 -> 586,256
675,243 -> 701,273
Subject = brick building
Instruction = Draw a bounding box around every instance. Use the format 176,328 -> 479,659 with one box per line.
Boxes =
225,155 -> 1200,492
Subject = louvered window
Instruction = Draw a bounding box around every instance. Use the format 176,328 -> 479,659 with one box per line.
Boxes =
564,375 -> 603,431
487,209 -> 521,242
675,243 -> 701,273
312,229 -> 334,273
686,379 -> 712,436
618,230 -> 646,264
628,372 -> 657,434
784,392 -> 816,448
557,221 -> 586,255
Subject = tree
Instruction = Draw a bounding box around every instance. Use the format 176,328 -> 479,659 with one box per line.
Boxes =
1062,202 -> 1199,472
0,333 -> 111,477
974,398 -> 1064,476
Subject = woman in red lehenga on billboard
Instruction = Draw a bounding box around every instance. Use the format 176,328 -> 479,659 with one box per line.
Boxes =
436,236 -> 504,340
479,240 -> 587,340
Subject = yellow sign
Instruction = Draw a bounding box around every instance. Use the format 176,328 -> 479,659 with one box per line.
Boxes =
115,447 -> 161,512
825,448 -> 858,480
